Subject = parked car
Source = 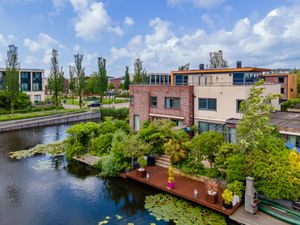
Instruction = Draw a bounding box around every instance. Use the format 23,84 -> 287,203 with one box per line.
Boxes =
88,102 -> 101,108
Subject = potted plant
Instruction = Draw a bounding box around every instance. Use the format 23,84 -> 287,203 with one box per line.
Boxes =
206,179 -> 219,204
167,166 -> 175,189
222,189 -> 234,209
136,156 -> 147,178
227,181 -> 244,206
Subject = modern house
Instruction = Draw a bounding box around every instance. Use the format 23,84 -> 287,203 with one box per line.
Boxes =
263,73 -> 298,101
0,68 -> 45,103
129,63 -> 281,141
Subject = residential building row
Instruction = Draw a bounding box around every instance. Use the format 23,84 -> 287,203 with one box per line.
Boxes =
129,63 -> 299,150
0,68 -> 45,103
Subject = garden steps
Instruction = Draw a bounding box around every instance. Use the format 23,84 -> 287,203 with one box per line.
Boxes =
156,155 -> 171,168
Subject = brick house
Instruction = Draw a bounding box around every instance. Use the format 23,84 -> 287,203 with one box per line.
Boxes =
129,85 -> 194,131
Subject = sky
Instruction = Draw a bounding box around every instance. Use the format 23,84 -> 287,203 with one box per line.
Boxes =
0,0 -> 299,77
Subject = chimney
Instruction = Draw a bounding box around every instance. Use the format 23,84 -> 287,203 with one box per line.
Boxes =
236,61 -> 242,68
199,63 -> 205,70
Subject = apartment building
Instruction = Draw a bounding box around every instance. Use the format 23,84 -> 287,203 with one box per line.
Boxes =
263,73 -> 298,101
0,68 -> 45,103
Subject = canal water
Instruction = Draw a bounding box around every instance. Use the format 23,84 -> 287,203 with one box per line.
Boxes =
0,125 -> 169,225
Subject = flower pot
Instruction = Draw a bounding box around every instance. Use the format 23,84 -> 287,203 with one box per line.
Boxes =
223,200 -> 233,209
168,181 -> 175,189
206,192 -> 218,204
232,195 -> 240,206
136,168 -> 146,178
147,156 -> 156,166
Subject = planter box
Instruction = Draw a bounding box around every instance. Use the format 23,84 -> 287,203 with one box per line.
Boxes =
136,169 -> 146,178
206,192 -> 218,204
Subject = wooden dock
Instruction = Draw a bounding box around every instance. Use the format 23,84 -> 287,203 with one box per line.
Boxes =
122,166 -> 240,216
72,154 -> 100,166
230,204 -> 290,225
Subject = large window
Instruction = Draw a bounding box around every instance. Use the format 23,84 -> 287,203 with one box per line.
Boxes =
150,96 -> 157,108
236,99 -> 244,113
165,97 -> 180,109
21,72 -> 31,91
175,74 -> 188,85
34,95 -> 41,102
233,73 -> 244,85
198,121 -> 223,133
278,77 -> 285,83
199,98 -> 217,111
32,72 -> 42,91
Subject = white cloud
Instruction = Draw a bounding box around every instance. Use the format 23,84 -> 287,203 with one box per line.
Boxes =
124,16 -> 135,26
201,14 -> 214,28
0,34 -> 15,47
109,3 -> 300,74
73,44 -> 80,52
167,0 -> 225,9
24,33 -> 62,52
71,1 -> 123,40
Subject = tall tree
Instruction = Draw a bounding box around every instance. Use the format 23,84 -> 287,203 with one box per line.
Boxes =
68,65 -> 76,104
74,54 -> 85,108
97,57 -> 108,102
178,63 -> 190,71
209,50 -> 228,69
4,44 -> 20,114
237,80 -> 280,153
133,58 -> 147,83
124,66 -> 130,90
48,49 -> 64,108
86,73 -> 98,97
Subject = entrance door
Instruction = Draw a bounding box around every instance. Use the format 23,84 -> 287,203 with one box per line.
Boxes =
134,115 -> 140,131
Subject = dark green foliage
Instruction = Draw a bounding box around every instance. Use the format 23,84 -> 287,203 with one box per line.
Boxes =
133,58 -> 147,83
124,66 -> 130,90
137,120 -> 175,155
205,167 -> 221,178
74,54 -> 85,108
98,119 -> 130,134
215,143 -> 239,170
145,194 -> 226,225
90,133 -> 113,156
85,73 -> 99,97
0,91 -> 30,110
66,140 -> 85,161
176,157 -> 205,175
247,136 -> 300,200
97,57 -> 108,102
99,108 -> 129,120
281,98 -> 300,111
226,153 -> 246,183
190,131 -> 224,168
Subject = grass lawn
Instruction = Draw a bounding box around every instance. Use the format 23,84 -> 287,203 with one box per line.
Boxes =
0,109 -> 87,122
63,97 -> 128,106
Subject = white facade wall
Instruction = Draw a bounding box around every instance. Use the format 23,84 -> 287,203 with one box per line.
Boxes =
193,84 -> 281,124
188,73 -> 232,86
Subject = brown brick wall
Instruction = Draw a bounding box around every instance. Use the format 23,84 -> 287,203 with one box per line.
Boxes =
129,85 -> 194,130
264,75 -> 288,100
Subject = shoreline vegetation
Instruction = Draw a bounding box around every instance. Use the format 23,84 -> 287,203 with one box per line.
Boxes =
0,109 -> 87,122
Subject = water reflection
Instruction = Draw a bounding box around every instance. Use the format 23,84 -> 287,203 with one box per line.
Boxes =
0,124 -> 168,225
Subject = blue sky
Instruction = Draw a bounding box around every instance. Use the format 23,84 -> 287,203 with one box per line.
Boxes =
0,0 -> 299,77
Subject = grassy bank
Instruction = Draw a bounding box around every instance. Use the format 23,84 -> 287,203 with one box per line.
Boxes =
0,109 -> 87,122
63,97 -> 128,106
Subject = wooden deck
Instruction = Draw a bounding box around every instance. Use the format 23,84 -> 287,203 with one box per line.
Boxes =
122,166 -> 240,216
72,154 -> 100,166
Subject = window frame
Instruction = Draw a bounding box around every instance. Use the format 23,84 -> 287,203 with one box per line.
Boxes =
165,97 -> 180,109
198,98 -> 217,111
236,99 -> 244,113
150,96 -> 157,108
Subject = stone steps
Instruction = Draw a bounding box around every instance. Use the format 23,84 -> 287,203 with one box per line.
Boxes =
156,154 -> 171,168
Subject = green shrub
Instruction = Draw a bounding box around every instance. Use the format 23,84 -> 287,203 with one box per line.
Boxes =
215,143 -> 239,170
227,181 -> 245,197
90,133 -> 113,156
0,91 -> 30,110
99,108 -> 129,120
206,167 -> 221,178
226,153 -> 246,183
66,140 -> 85,160
99,154 -> 122,177
177,157 -> 205,175
66,122 -> 100,146
281,98 -> 300,111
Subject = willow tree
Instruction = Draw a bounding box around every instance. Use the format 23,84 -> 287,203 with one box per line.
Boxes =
74,54 -> 85,108
48,49 -> 64,108
96,57 -> 108,102
4,45 -> 20,114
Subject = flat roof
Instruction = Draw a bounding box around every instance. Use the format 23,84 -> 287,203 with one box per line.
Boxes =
262,73 -> 293,77
271,111 -> 300,131
0,68 -> 45,72
171,67 -> 271,75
